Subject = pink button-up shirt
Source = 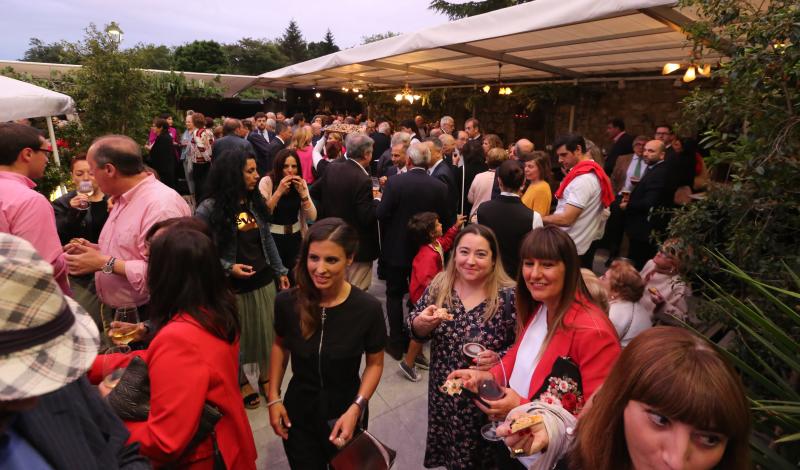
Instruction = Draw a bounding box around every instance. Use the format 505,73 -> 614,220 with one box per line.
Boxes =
95,175 -> 191,307
0,171 -> 70,294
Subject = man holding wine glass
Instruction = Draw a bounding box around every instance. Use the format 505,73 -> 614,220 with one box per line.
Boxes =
64,135 -> 191,334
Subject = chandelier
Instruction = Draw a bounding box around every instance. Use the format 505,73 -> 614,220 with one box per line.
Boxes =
394,83 -> 420,104
482,63 -> 512,95
662,49 -> 712,83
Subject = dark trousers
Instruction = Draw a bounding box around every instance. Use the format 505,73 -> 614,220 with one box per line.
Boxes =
600,198 -> 626,259
579,242 -> 598,270
628,237 -> 657,271
384,265 -> 411,349
192,162 -> 210,203
282,420 -> 337,469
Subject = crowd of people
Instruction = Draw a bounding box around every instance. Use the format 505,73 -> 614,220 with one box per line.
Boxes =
0,106 -> 745,470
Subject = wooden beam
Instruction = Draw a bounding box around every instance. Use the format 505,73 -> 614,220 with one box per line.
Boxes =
442,43 -> 583,78
316,70 -> 405,87
362,60 -> 479,84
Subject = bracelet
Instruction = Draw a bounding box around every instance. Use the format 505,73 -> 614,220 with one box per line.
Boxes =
353,394 -> 368,413
301,195 -> 310,202
266,398 -> 283,408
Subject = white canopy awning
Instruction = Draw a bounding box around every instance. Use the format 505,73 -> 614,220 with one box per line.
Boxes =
0,75 -> 76,121
256,0 -> 714,90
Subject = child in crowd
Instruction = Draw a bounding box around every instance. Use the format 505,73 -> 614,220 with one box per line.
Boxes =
400,212 -> 465,381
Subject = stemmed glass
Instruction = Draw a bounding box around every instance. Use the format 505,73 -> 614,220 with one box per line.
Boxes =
109,304 -> 140,353
462,325 -> 509,441
101,346 -> 129,390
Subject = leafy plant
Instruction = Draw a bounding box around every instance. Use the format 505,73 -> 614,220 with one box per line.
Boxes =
696,252 -> 799,468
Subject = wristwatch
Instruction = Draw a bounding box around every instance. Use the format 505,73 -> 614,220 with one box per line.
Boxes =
102,256 -> 116,274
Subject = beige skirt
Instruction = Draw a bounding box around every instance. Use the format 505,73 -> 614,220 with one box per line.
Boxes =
237,282 -> 277,365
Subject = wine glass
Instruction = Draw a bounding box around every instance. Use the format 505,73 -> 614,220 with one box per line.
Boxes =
77,180 -> 93,210
479,378 -> 507,441
109,304 -> 140,353
463,325 -> 487,360
101,345 -> 129,391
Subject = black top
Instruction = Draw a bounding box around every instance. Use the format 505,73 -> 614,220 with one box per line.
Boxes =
274,287 -> 386,420
272,185 -> 301,225
476,195 -> 535,278
231,204 -> 271,293
52,190 -> 110,245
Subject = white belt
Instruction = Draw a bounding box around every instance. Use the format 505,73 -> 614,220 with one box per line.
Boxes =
270,221 -> 302,235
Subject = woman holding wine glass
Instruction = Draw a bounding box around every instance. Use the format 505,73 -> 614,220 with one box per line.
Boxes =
89,221 -> 257,469
448,226 -> 620,469
408,224 -> 516,469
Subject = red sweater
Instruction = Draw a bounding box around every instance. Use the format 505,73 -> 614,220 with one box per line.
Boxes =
89,314 -> 257,470
409,224 -> 460,304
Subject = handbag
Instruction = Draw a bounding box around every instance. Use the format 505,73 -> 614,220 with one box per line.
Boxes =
105,356 -> 226,469
330,429 -> 397,470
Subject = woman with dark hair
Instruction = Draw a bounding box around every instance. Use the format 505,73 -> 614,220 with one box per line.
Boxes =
147,117 -> 177,189
449,226 -> 620,469
196,149 -> 289,409
408,224 -> 516,469
455,139 -> 488,216
520,151 -> 553,216
258,148 -> 317,275
90,224 -> 257,469
499,327 -> 750,470
268,218 -> 386,468
188,112 -> 214,202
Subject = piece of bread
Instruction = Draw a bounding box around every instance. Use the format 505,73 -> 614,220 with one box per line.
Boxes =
440,378 -> 463,396
509,414 -> 544,433
434,307 -> 454,321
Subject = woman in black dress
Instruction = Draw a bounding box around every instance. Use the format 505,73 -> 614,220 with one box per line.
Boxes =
52,154 -> 109,336
268,218 -> 386,469
147,117 -> 177,189
259,148 -> 316,276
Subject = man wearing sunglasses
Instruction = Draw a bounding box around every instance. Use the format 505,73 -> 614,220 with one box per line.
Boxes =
0,122 -> 70,294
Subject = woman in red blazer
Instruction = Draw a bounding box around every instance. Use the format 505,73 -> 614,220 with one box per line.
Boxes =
450,226 -> 620,469
90,220 -> 257,470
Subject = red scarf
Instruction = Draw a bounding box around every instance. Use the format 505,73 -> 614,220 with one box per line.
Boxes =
555,160 -> 615,208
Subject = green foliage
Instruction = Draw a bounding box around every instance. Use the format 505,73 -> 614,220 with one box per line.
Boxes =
22,37 -> 83,64
129,43 -> 174,70
361,31 -> 400,45
173,40 -> 228,73
224,38 -> 288,75
279,20 -> 308,64
308,29 -> 340,59
695,253 -> 800,467
428,0 -> 531,20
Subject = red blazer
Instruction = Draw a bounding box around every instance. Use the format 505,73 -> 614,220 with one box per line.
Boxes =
409,224 -> 459,304
89,314 -> 257,470
492,297 -> 620,405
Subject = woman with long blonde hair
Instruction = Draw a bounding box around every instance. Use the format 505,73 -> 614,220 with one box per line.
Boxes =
290,125 -> 315,184
408,224 -> 517,469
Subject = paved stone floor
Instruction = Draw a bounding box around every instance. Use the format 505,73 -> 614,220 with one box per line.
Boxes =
249,267 -> 439,469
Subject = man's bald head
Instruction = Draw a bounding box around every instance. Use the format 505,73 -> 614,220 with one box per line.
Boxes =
643,139 -> 666,165
89,135 -> 144,176
514,139 -> 534,158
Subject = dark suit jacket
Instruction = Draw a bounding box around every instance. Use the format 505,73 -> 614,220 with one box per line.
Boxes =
212,135 -> 254,162
377,148 -> 394,177
429,160 -> 457,228
604,132 -> 634,175
370,132 -> 391,165
624,160 -> 675,241
309,158 -> 379,262
476,195 -> 534,278
247,131 -> 270,169
259,137 -> 287,176
377,167 -> 449,268
610,153 -> 634,194
12,377 -> 150,469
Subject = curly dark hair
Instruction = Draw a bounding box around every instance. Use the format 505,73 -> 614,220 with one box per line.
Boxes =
204,148 -> 269,247
407,212 -> 438,250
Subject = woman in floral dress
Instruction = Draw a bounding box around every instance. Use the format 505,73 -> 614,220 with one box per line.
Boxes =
409,224 -> 517,469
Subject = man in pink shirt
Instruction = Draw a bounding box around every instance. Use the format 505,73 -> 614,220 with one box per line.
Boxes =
0,123 -> 70,294
64,135 -> 190,318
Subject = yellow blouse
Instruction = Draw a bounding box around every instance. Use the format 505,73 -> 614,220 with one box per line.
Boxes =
521,180 -> 552,216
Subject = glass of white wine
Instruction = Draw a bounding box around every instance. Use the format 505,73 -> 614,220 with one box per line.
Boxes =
101,346 -> 129,391
110,304 -> 140,353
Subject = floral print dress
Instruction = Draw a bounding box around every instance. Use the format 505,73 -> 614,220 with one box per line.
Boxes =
408,285 -> 517,470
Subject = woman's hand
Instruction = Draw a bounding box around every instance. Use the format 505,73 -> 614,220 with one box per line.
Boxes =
471,349 -> 500,371
454,214 -> 467,229
230,263 -> 255,279
268,402 -> 292,440
411,305 -> 443,337
278,275 -> 290,290
649,287 -> 665,305
108,321 -> 147,344
474,387 -> 524,421
329,404 -> 360,448
446,368 -> 492,394
497,410 -> 549,456
275,175 -> 294,197
69,193 -> 89,210
292,176 -> 309,198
